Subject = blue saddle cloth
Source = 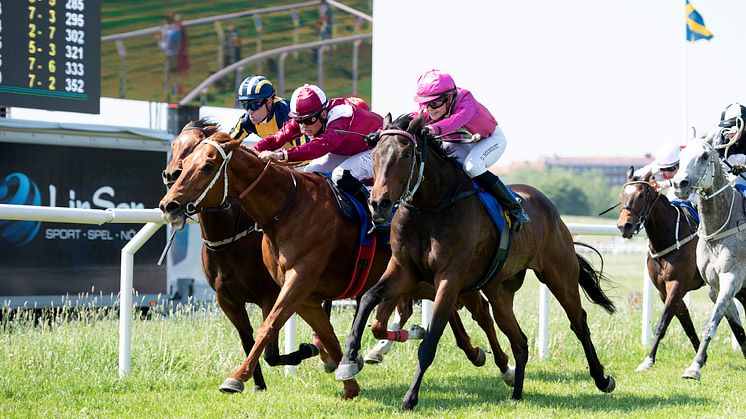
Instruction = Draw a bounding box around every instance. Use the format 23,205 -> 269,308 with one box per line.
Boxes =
471,180 -> 518,235
736,184 -> 746,199
670,200 -> 699,225
340,190 -> 373,247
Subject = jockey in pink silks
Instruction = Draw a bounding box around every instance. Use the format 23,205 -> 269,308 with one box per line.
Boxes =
412,69 -> 529,231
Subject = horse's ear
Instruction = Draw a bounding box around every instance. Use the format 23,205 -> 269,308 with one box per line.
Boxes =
383,113 -> 392,128
627,166 -> 634,181
643,170 -> 653,182
407,115 -> 426,134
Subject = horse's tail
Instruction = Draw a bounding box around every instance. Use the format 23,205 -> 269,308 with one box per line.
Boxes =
574,242 -> 616,314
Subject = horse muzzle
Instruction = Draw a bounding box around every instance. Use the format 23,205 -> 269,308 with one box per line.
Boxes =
369,197 -> 393,223
617,222 -> 637,239
159,200 -> 188,230
672,178 -> 691,200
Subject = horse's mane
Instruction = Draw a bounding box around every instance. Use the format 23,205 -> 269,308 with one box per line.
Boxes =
387,113 -> 459,166
185,117 -> 221,136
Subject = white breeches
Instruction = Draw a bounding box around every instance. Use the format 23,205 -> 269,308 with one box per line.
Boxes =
440,126 -> 507,178
303,150 -> 374,183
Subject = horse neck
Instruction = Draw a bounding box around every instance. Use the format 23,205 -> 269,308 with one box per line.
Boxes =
197,198 -> 252,242
409,146 -> 464,208
227,152 -> 297,229
644,194 -> 689,248
698,165 -> 736,235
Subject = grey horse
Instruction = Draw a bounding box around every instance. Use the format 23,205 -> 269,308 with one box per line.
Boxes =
672,136 -> 746,380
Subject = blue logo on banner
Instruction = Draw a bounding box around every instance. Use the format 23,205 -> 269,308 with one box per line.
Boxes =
0,172 -> 42,245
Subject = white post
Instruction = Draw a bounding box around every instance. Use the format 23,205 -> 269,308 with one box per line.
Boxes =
684,291 -> 692,308
119,222 -> 163,378
421,299 -> 432,330
538,283 -> 550,358
284,314 -> 298,376
641,258 -> 653,346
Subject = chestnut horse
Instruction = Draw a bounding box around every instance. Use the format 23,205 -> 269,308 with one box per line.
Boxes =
159,131 -> 514,398
336,114 -> 616,410
161,119 -> 324,390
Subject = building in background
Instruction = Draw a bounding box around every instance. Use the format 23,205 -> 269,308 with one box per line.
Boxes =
496,155 -> 652,186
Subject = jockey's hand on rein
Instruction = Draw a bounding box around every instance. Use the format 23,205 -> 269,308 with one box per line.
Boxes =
731,163 -> 746,176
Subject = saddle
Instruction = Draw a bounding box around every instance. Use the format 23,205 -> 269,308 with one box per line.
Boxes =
323,176 -> 359,222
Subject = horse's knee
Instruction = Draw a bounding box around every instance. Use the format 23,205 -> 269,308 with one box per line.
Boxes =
370,319 -> 388,339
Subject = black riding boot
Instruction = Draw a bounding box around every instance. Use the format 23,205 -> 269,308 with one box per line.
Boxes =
473,171 -> 530,232
336,170 -> 370,208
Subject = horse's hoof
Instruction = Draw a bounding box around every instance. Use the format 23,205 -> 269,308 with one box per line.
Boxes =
471,347 -> 486,367
254,384 -> 267,392
301,343 -> 320,358
601,375 -> 616,393
323,357 -> 337,373
363,349 -> 384,364
219,378 -> 244,394
501,365 -> 516,387
682,366 -> 701,380
635,357 -> 654,372
335,354 -> 363,381
408,325 -> 426,340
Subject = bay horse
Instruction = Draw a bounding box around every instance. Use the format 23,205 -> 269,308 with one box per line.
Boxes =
159,131 -> 515,398
617,168 -> 705,371
672,136 -> 746,380
161,119 -> 324,390
336,114 -> 617,410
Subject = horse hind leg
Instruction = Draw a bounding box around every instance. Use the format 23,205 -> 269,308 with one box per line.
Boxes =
364,297 -> 406,364
537,264 -> 615,393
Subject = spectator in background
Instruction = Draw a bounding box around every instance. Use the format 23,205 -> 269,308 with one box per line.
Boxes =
224,24 -> 242,67
156,13 -> 180,100
174,14 -> 190,95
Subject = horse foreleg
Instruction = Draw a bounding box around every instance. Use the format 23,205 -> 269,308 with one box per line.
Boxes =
402,278 -> 460,411
215,293 -> 267,391
337,259 -> 416,381
220,269 -> 308,394
296,303 -> 340,374
638,281 -> 688,372
683,272 -> 742,380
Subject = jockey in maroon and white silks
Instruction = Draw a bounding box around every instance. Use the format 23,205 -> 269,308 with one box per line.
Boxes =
254,84 -> 383,184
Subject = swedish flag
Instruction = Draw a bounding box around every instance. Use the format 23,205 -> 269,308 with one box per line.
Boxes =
686,1 -> 713,42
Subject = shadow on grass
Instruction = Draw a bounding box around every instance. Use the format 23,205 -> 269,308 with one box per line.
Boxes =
359,369 -> 709,413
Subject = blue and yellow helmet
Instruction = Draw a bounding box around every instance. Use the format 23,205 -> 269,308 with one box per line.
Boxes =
237,75 -> 275,101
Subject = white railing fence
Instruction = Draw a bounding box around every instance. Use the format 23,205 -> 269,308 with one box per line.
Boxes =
1,205 -> 739,377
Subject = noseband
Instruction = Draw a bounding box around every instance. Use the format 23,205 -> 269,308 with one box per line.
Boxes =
621,180 -> 660,234
379,129 -> 425,204
185,139 -> 233,214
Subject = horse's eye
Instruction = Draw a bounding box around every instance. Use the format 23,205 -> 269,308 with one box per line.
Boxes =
202,162 -> 214,172
403,149 -> 412,159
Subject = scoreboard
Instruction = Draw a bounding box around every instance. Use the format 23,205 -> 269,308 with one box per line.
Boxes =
0,0 -> 100,114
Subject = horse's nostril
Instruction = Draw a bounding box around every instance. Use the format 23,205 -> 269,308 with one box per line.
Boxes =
379,199 -> 392,212
164,201 -> 181,214
623,223 -> 633,231
679,179 -> 689,189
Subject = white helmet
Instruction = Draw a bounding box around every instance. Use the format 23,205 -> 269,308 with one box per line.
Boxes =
654,142 -> 680,169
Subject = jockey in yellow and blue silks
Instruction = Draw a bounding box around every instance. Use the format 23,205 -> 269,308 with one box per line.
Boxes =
228,75 -> 311,167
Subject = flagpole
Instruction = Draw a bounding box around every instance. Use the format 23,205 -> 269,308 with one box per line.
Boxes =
683,31 -> 689,142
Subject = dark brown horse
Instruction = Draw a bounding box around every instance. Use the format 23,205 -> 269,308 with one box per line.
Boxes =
336,114 -> 617,410
159,131 -> 514,398
617,168 -> 704,372
161,120 -> 323,391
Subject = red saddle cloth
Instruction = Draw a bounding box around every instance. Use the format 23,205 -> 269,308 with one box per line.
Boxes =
333,235 -> 377,300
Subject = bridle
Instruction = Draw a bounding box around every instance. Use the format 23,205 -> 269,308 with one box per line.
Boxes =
184,139 -> 234,214
378,129 -> 425,204
621,180 -> 661,235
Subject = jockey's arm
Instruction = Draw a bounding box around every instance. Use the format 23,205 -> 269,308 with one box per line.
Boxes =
427,92 -> 477,136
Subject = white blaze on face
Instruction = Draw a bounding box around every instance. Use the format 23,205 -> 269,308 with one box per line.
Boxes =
623,184 -> 638,198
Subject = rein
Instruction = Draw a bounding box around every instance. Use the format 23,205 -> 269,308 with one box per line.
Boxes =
621,180 -> 661,235
185,139 -> 233,214
379,129 -> 425,203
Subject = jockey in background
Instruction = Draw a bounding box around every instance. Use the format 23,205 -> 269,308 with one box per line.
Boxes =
254,84 -> 383,202
229,75 -> 312,167
634,142 -> 698,206
411,69 -> 529,232
715,102 -> 746,187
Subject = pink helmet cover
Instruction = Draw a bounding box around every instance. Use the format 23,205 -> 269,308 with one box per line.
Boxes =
414,69 -> 456,103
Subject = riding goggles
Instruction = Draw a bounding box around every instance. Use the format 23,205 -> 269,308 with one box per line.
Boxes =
294,114 -> 320,125
425,95 -> 449,110
659,164 -> 679,173
242,98 -> 268,112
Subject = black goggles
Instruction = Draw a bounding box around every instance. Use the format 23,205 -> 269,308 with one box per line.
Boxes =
425,95 -> 449,110
294,114 -> 320,125
660,164 -> 679,173
242,98 -> 268,112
